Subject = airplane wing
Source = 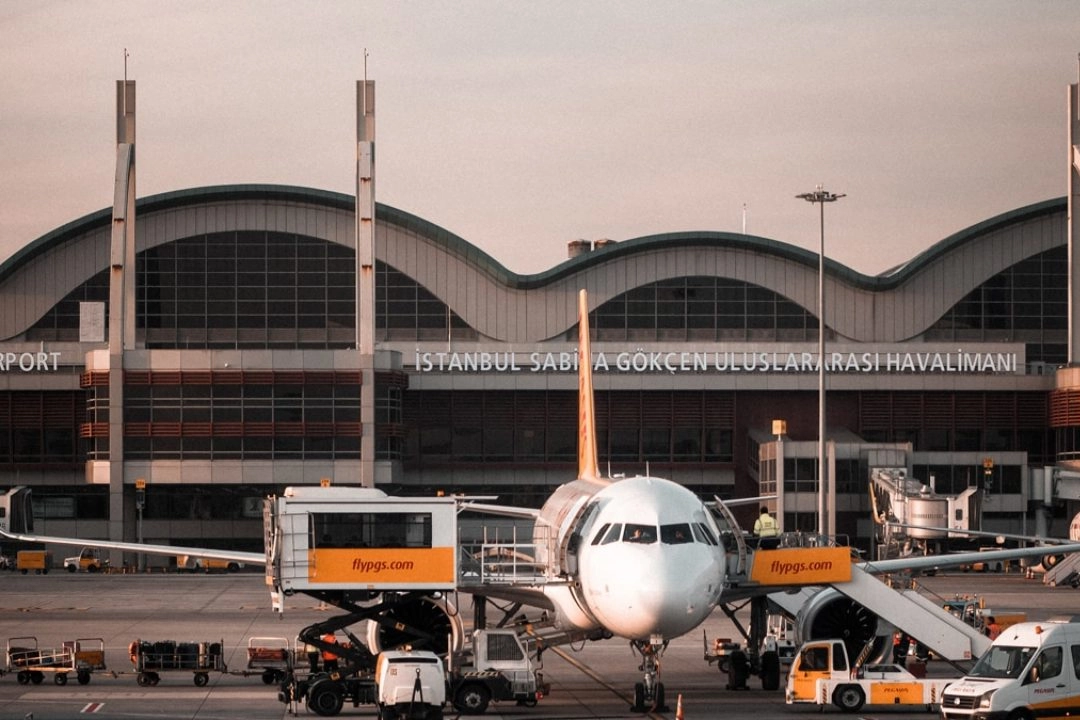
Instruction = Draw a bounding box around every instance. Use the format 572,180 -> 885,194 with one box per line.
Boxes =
886,521 -> 1076,546
0,527 -> 265,566
860,542 -> 1080,575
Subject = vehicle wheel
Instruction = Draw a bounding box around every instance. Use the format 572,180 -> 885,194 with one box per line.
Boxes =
137,672 -> 152,687
67,564 -> 76,573
17,671 -> 30,685
633,682 -> 645,711
55,673 -> 68,686
31,672 -> 44,685
227,563 -> 239,573
308,678 -> 345,717
193,672 -> 209,687
88,564 -> 99,573
760,650 -> 781,691
1007,710 -> 1034,720
654,681 -> 666,710
454,683 -> 491,715
833,684 -> 865,713
149,673 -> 160,686
21,569 -> 27,575
427,708 -> 444,720
262,669 -> 277,685
77,671 -> 91,685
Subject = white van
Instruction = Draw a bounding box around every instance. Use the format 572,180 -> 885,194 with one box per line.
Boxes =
940,619 -> 1080,720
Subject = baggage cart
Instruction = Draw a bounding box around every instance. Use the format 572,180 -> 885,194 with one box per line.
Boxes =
242,636 -> 292,685
128,639 -> 225,687
6,636 -> 106,686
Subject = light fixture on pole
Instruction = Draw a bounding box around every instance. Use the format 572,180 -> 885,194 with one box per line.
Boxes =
795,185 -> 844,539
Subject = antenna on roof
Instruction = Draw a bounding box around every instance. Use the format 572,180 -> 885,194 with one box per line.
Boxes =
742,203 -> 748,235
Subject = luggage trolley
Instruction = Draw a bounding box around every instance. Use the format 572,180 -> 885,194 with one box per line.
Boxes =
243,636 -> 292,685
129,639 -> 225,687
6,636 -> 106,686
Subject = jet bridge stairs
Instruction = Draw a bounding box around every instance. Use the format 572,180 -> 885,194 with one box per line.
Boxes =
761,553 -> 993,663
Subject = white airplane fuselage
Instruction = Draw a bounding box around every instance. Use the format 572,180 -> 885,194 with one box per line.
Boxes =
537,475 -> 727,642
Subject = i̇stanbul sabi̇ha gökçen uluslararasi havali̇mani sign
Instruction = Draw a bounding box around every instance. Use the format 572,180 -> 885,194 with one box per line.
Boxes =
414,348 -> 1020,375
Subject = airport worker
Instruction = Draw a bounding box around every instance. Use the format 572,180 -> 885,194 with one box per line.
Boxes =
986,616 -> 1002,640
304,640 -> 319,672
321,632 -> 339,671
753,506 -> 778,537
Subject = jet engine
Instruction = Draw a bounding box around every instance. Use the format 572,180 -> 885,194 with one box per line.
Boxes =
795,588 -> 893,663
365,594 -> 464,656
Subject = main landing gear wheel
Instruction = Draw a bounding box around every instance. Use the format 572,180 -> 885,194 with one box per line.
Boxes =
833,684 -> 866,713
760,650 -> 781,691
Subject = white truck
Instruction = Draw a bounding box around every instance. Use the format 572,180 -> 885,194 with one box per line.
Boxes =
448,628 -> 546,714
940,619 -> 1080,720
63,548 -> 105,573
786,639 -> 952,713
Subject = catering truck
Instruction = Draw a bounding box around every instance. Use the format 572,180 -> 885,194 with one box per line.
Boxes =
786,639 -> 952,713
940,619 -> 1080,720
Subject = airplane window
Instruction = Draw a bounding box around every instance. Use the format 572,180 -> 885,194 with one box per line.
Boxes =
623,524 -> 657,544
660,523 -> 693,545
693,523 -> 718,546
600,523 -> 622,545
591,523 -> 611,546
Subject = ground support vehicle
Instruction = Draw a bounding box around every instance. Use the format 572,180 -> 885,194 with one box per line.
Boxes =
703,624 -> 792,691
786,639 -> 952,713
63,547 -> 106,573
16,550 -> 50,574
447,629 -> 547,714
5,636 -> 105,686
174,554 -> 243,573
940,619 -> 1080,720
374,648 -> 447,720
129,639 -> 225,686
239,636 -> 292,685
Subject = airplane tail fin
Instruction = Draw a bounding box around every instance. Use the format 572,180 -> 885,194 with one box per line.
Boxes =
577,289 -> 600,481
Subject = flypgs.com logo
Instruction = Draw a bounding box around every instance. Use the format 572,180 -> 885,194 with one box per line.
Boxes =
351,558 -> 416,574
768,559 -> 835,576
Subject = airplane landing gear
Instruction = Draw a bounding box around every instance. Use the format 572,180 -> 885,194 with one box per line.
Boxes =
629,639 -> 669,713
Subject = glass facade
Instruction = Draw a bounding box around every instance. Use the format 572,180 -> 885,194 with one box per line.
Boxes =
589,276 -> 819,342
927,247 -> 1067,365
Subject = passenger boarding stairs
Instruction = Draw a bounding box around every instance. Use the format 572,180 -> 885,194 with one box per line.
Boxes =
767,561 -> 992,663
1044,552 -> 1080,588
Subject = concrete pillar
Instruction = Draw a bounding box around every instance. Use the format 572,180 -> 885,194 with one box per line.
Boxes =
357,80 -> 376,487
106,79 -> 136,564
1069,64 -> 1080,363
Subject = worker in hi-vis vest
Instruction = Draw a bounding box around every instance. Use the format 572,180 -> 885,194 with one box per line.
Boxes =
753,506 -> 778,537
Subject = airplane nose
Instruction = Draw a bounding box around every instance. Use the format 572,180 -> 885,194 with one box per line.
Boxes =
586,547 -> 719,639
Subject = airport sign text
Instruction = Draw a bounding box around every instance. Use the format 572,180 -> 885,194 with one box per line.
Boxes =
0,351 -> 61,372
414,349 -> 1018,375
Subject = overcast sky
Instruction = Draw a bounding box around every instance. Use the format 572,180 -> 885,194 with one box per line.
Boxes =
2,1 -> 1079,276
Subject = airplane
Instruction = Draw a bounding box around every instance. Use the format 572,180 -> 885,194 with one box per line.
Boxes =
4,288 -> 1080,714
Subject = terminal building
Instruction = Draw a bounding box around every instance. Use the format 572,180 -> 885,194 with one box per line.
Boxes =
3,77 -> 1080,557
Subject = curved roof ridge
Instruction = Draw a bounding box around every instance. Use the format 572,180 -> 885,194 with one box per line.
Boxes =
0,184 -> 1066,291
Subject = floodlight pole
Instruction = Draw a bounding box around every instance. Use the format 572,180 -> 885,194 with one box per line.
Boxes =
796,186 -> 845,539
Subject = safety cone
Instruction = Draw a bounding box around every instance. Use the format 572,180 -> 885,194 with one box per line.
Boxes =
675,692 -> 684,720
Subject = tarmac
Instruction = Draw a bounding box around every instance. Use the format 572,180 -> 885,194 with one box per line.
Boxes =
0,568 -> 1074,720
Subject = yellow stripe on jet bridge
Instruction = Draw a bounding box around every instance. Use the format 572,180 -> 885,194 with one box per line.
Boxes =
749,547 -> 852,585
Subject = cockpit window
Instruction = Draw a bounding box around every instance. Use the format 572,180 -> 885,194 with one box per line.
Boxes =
623,524 -> 657,544
599,523 -> 622,545
660,523 -> 694,544
591,523 -> 611,546
693,523 -> 718,546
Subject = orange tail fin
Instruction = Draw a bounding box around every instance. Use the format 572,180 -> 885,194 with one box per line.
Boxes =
577,289 -> 599,481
